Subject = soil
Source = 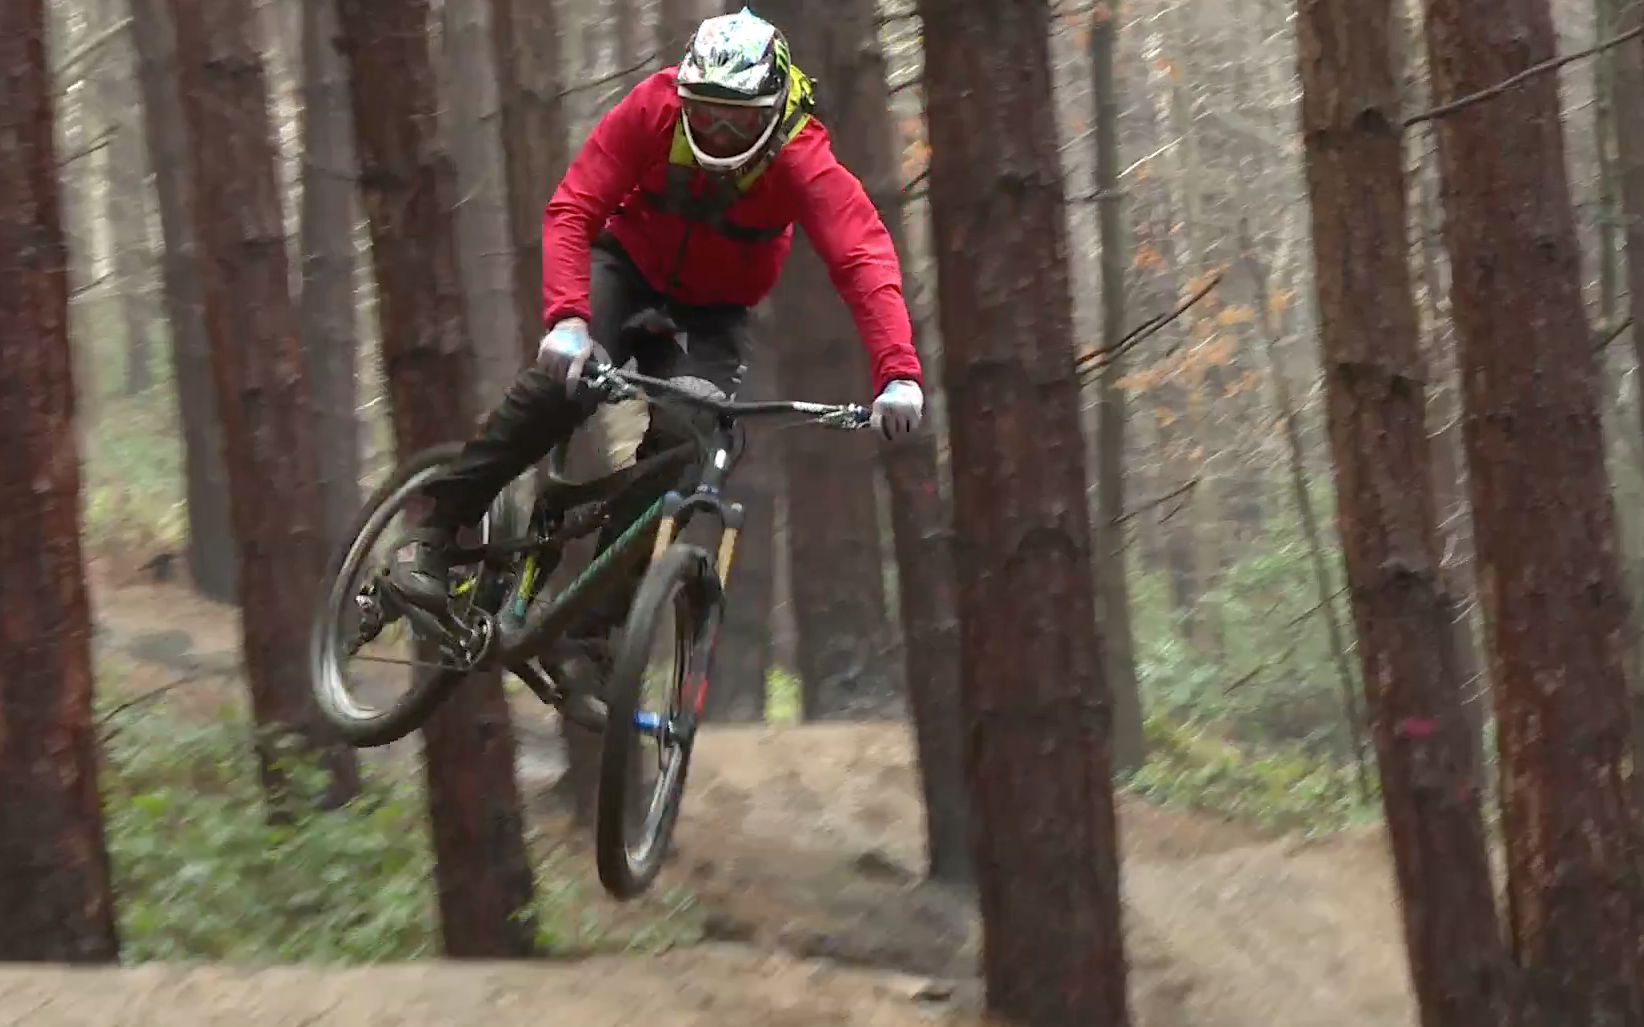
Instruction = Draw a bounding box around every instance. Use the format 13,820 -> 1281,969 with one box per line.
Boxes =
0,560 -> 1418,1027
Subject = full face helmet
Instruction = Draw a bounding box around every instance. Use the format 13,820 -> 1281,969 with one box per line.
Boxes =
675,8 -> 793,173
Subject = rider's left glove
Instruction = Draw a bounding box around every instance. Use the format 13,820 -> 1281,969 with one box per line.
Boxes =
870,379 -> 923,441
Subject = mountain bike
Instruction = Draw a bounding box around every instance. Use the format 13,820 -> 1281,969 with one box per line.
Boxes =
307,336 -> 869,899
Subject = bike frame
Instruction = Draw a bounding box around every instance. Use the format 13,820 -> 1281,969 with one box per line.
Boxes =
487,365 -> 865,675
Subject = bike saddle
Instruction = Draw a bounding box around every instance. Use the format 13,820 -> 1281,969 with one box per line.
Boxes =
619,309 -> 684,349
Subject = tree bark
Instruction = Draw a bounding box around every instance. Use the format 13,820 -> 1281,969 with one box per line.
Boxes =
167,0 -> 361,810
336,0 -> 537,957
0,0 -> 122,961
128,0 -> 239,602
1162,49 -> 1221,657
489,0 -> 616,810
1603,0 -> 1644,807
1294,7 -> 1516,1018
441,0 -> 521,395
490,0 -> 568,358
93,0 -> 158,396
919,1 -> 1130,1022
756,0 -> 900,721
708,323 -> 779,722
1241,224 -> 1371,796
1089,0 -> 1146,775
1412,115 -> 1490,792
656,0 -> 699,66
1423,0 -> 1644,1016
298,0 -> 361,557
769,0 -> 971,877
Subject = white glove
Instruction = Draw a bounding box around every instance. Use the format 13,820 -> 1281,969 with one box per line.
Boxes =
537,317 -> 594,396
870,379 -> 923,441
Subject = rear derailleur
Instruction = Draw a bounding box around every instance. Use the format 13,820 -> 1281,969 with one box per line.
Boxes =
355,570 -> 495,673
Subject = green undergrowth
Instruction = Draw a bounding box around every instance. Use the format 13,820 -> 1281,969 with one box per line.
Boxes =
765,665 -> 802,724
82,392 -> 187,553
98,692 -> 701,963
1124,714 -> 1380,836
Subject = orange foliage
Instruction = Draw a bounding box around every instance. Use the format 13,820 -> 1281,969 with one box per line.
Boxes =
1132,241 -> 1166,271
1232,370 -> 1265,397
901,138 -> 929,182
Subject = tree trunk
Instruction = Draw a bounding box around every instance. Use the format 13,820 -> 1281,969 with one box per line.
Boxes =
0,0 -> 122,961
1412,111 -> 1490,792
93,0 -> 158,396
656,0 -> 698,66
1089,0 -> 1146,775
1294,7 -> 1517,1016
336,0 -> 537,957
128,0 -> 239,602
441,0 -> 521,394
1603,0 -> 1644,807
1241,223 -> 1371,796
766,0 -> 966,874
776,0 -> 971,878
489,0 -> 616,811
708,323 -> 779,721
1163,51 -> 1221,657
167,0 -> 361,810
756,0 -> 900,721
299,0 -> 361,556
919,1 -> 1130,1022
490,0 -> 568,358
1423,0 -> 1644,1016
611,0 -> 645,108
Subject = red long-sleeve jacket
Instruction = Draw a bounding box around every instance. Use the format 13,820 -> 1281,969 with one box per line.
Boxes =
541,69 -> 921,393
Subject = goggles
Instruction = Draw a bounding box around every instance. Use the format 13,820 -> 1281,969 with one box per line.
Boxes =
683,98 -> 773,149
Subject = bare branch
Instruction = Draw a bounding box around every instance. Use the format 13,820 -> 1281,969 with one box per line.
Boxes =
58,129 -> 114,168
1075,271 -> 1225,381
561,52 -> 658,99
1593,316 -> 1634,353
1404,26 -> 1644,127
1112,476 -> 1199,526
1282,584 -> 1349,631
901,167 -> 930,202
55,16 -> 132,81
70,272 -> 113,298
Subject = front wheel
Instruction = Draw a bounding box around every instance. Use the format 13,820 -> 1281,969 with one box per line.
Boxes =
595,543 -> 717,899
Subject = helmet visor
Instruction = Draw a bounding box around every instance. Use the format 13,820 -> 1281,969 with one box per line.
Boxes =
683,98 -> 774,159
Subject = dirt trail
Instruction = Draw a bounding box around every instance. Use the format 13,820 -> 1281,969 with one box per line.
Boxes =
39,567 -> 1418,1027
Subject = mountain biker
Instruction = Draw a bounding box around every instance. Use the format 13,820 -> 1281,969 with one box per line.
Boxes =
387,7 -> 924,631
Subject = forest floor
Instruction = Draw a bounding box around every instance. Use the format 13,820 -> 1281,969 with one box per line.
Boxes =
0,557 -> 1418,1027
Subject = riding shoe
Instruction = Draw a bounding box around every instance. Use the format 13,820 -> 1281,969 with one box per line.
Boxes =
388,526 -> 456,613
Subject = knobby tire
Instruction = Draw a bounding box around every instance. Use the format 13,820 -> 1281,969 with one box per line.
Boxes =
595,542 -> 715,899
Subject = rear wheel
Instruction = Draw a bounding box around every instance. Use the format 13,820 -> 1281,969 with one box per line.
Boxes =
595,543 -> 716,899
308,445 -> 531,747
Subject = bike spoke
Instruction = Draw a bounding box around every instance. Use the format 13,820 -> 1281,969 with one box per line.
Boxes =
350,652 -> 473,674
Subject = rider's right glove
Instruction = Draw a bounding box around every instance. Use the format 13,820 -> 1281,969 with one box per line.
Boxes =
870,379 -> 924,441
538,317 -> 594,396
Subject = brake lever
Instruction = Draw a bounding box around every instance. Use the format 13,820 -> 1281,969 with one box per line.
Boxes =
816,405 -> 871,430
580,363 -> 639,403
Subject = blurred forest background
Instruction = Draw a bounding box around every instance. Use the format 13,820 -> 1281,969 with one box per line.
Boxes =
3,0 -> 1644,1022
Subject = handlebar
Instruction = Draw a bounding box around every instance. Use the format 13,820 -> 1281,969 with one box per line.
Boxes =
579,361 -> 871,431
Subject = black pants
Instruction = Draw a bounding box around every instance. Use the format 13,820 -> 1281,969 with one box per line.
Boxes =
425,237 -> 750,625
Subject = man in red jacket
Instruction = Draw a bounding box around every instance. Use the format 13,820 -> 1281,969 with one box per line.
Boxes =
390,7 -> 924,619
